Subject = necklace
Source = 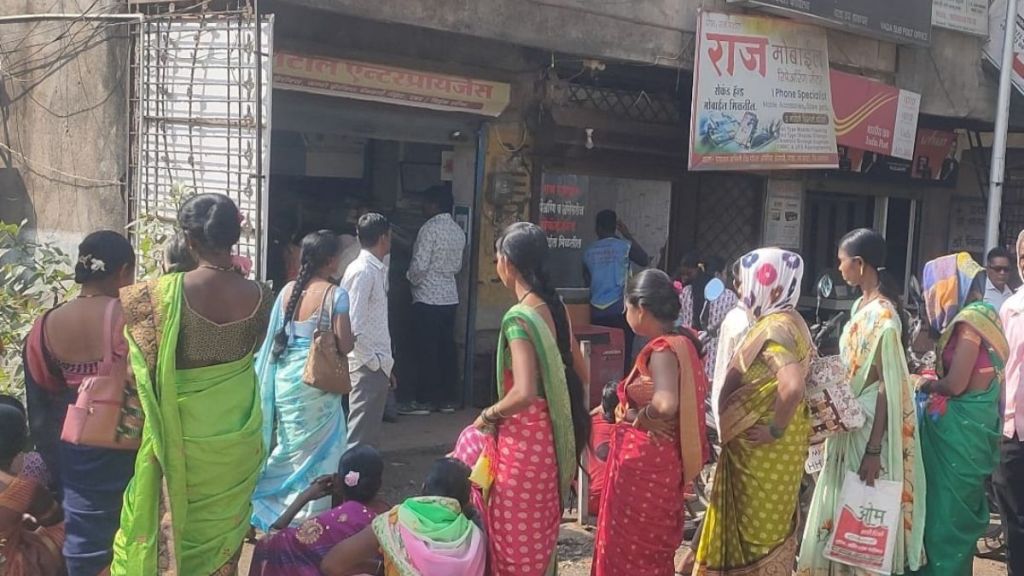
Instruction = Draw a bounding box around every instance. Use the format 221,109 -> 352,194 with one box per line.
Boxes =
199,263 -> 235,273
518,290 -> 534,304
76,293 -> 106,299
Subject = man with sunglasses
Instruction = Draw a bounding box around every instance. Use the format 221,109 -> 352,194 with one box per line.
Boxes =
985,247 -> 1015,311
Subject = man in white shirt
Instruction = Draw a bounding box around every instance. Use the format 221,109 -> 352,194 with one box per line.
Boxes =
400,186 -> 467,415
985,246 -> 1014,312
341,213 -> 393,450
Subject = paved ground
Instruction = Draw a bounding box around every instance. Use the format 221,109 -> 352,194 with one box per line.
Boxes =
245,411 -> 1008,575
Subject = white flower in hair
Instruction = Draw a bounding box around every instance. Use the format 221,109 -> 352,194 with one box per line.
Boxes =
90,258 -> 106,272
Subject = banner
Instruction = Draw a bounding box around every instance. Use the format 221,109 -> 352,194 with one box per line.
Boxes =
763,179 -> 803,250
539,173 -> 588,288
835,129 -> 960,187
689,11 -> 838,171
831,71 -> 920,161
933,0 -> 988,36
732,0 -> 931,45
984,0 -> 1024,97
273,51 -> 511,117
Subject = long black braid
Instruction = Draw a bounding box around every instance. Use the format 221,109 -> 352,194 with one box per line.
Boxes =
272,230 -> 341,359
497,222 -> 591,460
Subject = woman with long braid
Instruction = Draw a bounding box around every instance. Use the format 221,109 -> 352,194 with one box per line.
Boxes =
251,230 -> 355,531
474,222 -> 591,576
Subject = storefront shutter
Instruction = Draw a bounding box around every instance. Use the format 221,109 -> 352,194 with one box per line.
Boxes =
694,174 -> 765,265
129,11 -> 273,278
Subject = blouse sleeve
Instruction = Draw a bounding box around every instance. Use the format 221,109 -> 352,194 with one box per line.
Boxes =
504,320 -> 530,342
761,340 -> 800,373
333,286 -> 350,315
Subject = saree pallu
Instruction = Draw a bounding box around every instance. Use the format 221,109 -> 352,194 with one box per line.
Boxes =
695,310 -> 812,576
111,274 -> 264,575
251,292 -> 347,532
798,298 -> 926,576
912,302 -> 1006,576
375,496 -> 486,576
591,335 -> 708,576
485,304 -> 578,576
0,475 -> 65,576
249,500 -> 375,576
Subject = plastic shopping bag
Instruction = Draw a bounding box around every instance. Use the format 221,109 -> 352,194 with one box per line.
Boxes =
823,471 -> 902,575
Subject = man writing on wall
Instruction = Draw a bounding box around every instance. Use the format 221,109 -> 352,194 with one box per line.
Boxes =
583,209 -> 650,371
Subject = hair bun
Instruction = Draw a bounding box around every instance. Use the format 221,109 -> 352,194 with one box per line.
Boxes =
203,200 -> 242,249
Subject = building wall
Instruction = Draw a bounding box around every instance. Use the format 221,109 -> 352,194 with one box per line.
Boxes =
0,0 -> 129,250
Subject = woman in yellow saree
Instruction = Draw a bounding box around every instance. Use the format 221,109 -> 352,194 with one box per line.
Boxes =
111,194 -> 273,575
797,228 -> 926,575
694,247 -> 813,575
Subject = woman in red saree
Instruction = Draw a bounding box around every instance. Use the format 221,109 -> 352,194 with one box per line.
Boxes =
471,222 -> 591,576
591,269 -> 709,576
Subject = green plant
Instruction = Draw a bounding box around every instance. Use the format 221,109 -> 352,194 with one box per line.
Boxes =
0,220 -> 77,396
127,183 -> 196,279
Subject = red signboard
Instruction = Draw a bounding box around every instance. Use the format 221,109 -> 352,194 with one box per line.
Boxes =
830,71 -> 921,161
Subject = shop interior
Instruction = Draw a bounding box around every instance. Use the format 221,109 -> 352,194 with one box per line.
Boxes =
268,89 -> 480,399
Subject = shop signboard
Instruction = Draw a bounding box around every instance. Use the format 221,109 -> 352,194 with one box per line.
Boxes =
830,71 -> 920,161
984,0 -> 1024,97
273,50 -> 511,117
731,0 -> 932,45
835,128 -> 960,186
540,173 -> 588,287
933,0 -> 988,36
689,11 -> 838,171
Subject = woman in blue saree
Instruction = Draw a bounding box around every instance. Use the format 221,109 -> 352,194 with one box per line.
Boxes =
252,230 -> 355,531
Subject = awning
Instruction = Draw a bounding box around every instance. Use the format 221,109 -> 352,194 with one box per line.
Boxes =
273,50 -> 511,117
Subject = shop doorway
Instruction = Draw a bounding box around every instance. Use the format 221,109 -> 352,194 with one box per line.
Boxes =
267,90 -> 481,406
801,191 -> 875,295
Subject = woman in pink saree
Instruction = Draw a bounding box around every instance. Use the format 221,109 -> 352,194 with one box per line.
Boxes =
469,222 -> 591,575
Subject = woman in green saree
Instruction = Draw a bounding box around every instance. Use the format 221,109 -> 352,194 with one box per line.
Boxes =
910,253 -> 1007,575
694,247 -> 813,575
111,194 -> 273,575
798,228 -> 926,575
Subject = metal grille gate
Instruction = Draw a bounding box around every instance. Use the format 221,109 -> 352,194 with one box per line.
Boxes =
129,7 -> 272,277
694,174 -> 764,264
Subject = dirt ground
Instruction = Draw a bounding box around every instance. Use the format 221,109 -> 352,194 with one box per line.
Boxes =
244,411 -> 1008,575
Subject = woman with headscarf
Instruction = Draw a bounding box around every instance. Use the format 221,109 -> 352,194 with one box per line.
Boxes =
693,248 -> 813,575
907,253 -> 1007,575
798,228 -> 926,575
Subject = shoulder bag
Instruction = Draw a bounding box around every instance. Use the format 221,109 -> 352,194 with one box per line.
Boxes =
301,285 -> 352,393
806,351 -> 865,446
60,299 -> 143,451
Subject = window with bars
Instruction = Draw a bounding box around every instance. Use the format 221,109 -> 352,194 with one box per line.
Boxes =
565,83 -> 680,124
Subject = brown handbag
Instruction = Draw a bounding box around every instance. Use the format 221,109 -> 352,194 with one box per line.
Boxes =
301,285 -> 352,393
60,300 -> 143,451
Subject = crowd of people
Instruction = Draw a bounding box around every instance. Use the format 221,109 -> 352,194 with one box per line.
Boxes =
2,191 -> 1024,576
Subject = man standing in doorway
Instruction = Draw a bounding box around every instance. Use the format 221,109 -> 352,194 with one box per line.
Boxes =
583,209 -> 650,371
341,213 -> 394,450
985,246 -> 1015,311
400,185 -> 467,415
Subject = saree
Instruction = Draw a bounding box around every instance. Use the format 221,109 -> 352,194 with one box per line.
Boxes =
251,288 -> 347,532
486,304 -> 577,576
591,333 -> 708,576
695,310 -> 813,575
110,273 -> 264,575
911,257 -> 1007,576
797,298 -> 926,575
0,474 -> 65,576
249,500 -> 376,576
374,496 -> 486,576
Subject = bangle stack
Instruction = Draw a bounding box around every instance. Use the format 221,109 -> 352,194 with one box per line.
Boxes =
865,444 -> 882,456
481,406 -> 507,426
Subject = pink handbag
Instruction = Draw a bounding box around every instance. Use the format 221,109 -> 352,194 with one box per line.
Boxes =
60,300 -> 143,451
